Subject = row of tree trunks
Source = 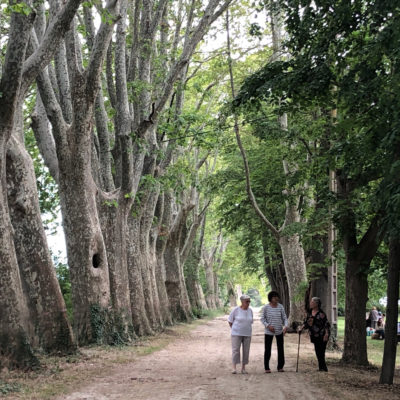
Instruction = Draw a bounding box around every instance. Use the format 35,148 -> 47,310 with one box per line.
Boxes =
0,0 -> 232,370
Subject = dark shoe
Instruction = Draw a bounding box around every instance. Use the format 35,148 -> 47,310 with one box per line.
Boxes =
278,369 -> 285,372
264,369 -> 271,373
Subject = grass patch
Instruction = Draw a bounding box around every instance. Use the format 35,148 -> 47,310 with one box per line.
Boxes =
0,381 -> 22,395
336,316 -> 400,366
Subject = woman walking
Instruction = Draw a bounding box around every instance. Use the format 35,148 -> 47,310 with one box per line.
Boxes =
261,291 -> 288,373
228,294 -> 253,374
300,297 -> 330,371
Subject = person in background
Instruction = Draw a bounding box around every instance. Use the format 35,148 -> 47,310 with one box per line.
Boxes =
366,311 -> 371,328
374,317 -> 385,340
261,291 -> 288,373
228,294 -> 253,374
370,306 -> 379,329
299,297 -> 330,372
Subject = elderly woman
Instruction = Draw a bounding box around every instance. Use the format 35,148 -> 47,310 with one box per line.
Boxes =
228,294 -> 253,374
261,291 -> 288,373
300,297 -> 331,371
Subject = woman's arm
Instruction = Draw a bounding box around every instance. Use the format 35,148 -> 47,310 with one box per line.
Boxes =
227,307 -> 236,328
260,305 -> 268,327
281,305 -> 289,334
320,311 -> 330,341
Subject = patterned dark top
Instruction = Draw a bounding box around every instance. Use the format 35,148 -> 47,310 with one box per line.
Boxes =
303,309 -> 331,343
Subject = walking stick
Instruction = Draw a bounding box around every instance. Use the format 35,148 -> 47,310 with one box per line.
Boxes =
296,331 -> 301,372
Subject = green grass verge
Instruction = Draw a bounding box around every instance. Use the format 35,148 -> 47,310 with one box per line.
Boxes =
336,316 -> 400,366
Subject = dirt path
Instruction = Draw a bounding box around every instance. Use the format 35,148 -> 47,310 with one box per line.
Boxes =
57,311 -> 333,400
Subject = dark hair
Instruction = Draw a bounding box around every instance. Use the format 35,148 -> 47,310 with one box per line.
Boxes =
268,291 -> 280,302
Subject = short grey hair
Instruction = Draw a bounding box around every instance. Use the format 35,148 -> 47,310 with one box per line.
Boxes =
240,295 -> 250,301
312,297 -> 321,308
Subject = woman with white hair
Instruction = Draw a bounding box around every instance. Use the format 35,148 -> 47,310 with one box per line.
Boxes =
300,297 -> 331,371
227,294 -> 253,374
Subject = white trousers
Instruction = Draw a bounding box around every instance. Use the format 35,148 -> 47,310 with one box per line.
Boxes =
231,335 -> 251,365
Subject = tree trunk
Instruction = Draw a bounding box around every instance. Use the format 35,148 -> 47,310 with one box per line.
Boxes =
60,162 -> 112,344
278,232 -> 307,327
164,239 -> 192,320
163,192 -> 192,320
204,259 -> 216,309
337,175 -> 382,364
0,134 -> 37,370
309,234 -> 331,315
127,214 -> 154,336
155,192 -> 173,326
7,131 -> 76,354
185,247 -> 208,312
342,258 -> 369,364
227,8 -> 307,328
379,238 -> 400,384
226,281 -> 237,307
139,186 -> 164,331
264,256 -> 289,317
213,271 -> 222,308
99,197 -> 133,342
35,0 -> 119,344
187,273 -> 208,311
0,8 -> 40,369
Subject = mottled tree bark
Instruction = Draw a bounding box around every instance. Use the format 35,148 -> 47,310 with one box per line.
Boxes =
263,236 -> 289,316
36,2 -> 119,344
0,5 -> 37,369
164,192 -> 193,320
155,192 -> 173,326
7,122 -> 75,354
203,258 -> 217,309
127,214 -> 154,336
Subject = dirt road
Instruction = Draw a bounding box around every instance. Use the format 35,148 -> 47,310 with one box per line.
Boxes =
57,311 -> 332,400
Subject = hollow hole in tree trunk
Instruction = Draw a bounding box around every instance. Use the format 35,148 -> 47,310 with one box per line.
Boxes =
92,253 -> 101,268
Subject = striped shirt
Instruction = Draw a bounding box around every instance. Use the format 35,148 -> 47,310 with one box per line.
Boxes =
261,303 -> 288,335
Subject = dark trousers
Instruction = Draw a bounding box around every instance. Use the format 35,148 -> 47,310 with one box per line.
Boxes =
313,339 -> 328,371
264,333 -> 284,370
375,329 -> 385,339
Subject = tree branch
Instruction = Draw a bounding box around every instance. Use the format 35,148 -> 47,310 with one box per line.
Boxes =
85,0 -> 120,105
22,0 -> 84,86
226,10 -> 280,240
0,8 -> 34,132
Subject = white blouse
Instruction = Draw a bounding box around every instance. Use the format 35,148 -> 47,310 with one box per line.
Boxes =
228,306 -> 253,337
